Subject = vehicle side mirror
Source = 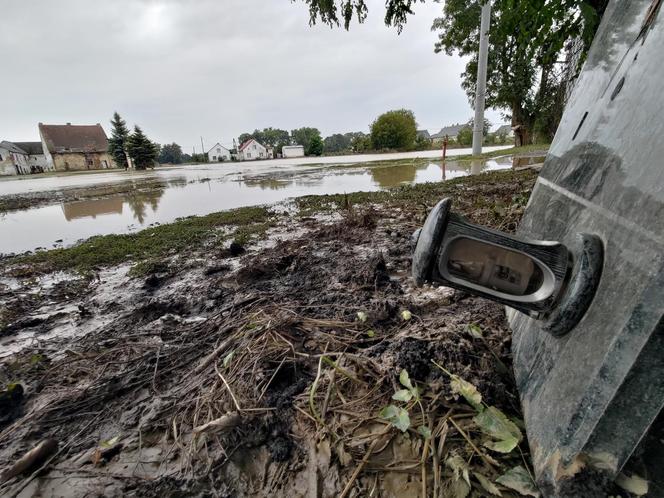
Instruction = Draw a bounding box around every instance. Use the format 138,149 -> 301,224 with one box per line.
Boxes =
411,199 -> 603,336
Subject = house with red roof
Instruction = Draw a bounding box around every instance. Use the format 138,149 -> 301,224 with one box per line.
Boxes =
237,138 -> 267,161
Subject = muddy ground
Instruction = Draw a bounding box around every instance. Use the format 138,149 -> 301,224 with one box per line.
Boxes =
0,169 -> 628,497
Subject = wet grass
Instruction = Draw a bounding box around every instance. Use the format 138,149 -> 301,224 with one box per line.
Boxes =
295,168 -> 538,215
9,206 -> 274,274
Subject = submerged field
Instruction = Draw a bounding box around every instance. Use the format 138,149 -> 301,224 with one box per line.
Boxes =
0,168 -> 594,497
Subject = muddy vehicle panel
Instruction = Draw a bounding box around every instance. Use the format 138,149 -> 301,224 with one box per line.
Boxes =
508,0 -> 664,493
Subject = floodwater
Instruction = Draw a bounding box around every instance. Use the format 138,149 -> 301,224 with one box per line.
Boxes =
0,147 -> 534,255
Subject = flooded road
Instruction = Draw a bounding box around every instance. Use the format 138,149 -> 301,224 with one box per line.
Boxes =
0,147 -> 530,255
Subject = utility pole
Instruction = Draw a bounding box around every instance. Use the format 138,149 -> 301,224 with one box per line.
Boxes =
472,0 -> 491,156
200,136 -> 206,162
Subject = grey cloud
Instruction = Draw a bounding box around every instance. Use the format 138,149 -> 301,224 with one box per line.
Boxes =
2,0 -> 503,150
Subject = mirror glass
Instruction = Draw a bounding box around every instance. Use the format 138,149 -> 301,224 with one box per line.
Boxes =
445,237 -> 544,296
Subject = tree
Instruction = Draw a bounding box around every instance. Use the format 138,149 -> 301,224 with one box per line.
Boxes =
456,126 -> 473,146
414,133 -> 432,150
324,133 -> 352,153
370,109 -> 417,150
296,0 -> 608,144
291,127 -> 323,155
108,112 -> 130,168
126,126 -> 159,170
349,132 -> 372,153
158,143 -> 183,164
309,134 -> 324,156
239,128 -> 291,153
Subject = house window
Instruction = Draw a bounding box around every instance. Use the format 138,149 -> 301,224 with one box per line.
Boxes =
212,156 -> 217,161
253,144 -> 256,150
217,148 -> 221,153
247,153 -> 251,158
86,157 -> 94,167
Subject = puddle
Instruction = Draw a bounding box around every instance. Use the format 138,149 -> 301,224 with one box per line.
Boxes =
0,148 -> 519,255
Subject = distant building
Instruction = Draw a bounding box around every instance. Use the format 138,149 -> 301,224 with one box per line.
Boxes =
207,143 -> 231,162
39,122 -> 115,171
238,138 -> 267,161
431,124 -> 468,142
416,130 -> 431,141
12,141 -> 50,171
493,124 -> 515,138
282,145 -> 304,158
0,141 -> 30,175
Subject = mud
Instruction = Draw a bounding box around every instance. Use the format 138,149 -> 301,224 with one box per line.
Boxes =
0,169 -> 565,497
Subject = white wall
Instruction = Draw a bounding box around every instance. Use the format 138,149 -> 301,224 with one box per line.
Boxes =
240,140 -> 267,161
207,143 -> 231,162
282,145 -> 304,158
28,153 -> 50,170
0,148 -> 30,175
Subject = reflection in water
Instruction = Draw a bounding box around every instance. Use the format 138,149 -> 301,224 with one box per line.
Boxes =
61,190 -> 164,224
1,154 -> 518,254
62,198 -> 124,220
243,178 -> 292,190
370,163 -> 419,187
126,191 -> 163,224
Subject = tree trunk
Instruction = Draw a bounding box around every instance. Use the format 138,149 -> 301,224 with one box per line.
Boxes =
512,103 -> 531,147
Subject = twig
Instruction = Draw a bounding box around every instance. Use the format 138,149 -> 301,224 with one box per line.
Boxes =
309,356 -> 325,428
449,418 -> 495,470
193,326 -> 235,374
339,436 -> 380,498
214,364 -> 242,412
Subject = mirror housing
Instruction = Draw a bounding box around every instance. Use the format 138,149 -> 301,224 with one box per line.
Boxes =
412,198 -> 602,331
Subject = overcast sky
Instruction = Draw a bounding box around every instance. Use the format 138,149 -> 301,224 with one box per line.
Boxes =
2,0 -> 503,151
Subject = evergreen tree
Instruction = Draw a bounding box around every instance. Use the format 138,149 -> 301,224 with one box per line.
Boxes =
126,125 -> 158,170
108,112 -> 130,168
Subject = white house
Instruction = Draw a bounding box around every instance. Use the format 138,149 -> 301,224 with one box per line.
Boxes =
13,142 -> 51,171
0,141 -> 30,175
207,143 -> 231,162
282,145 -> 304,158
238,138 -> 267,161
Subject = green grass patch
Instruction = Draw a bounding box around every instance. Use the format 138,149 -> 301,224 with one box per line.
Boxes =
295,168 -> 538,214
9,205 -> 274,274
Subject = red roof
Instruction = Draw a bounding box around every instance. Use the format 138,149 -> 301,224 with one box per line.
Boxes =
239,138 -> 263,152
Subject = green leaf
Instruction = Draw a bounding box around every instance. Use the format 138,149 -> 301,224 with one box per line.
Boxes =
418,425 -> 432,439
378,405 -> 411,432
450,375 -> 482,411
496,466 -> 539,497
399,369 -> 414,390
468,324 -> 483,339
401,310 -> 412,321
392,389 -> 413,402
222,351 -> 235,369
393,408 -> 411,432
473,472 -> 502,496
379,405 -> 399,420
356,311 -> 368,323
615,472 -> 648,496
474,406 -> 523,453
366,329 -> 375,338
484,436 -> 520,454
